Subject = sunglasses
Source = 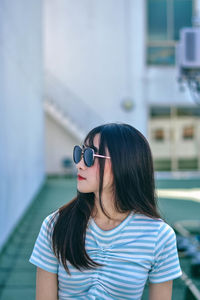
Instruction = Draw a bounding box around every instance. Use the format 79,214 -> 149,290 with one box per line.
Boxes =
73,145 -> 111,167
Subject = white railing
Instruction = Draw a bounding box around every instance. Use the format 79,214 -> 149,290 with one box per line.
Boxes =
44,72 -> 104,135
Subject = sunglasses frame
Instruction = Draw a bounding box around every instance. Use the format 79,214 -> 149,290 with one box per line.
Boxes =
73,145 -> 111,167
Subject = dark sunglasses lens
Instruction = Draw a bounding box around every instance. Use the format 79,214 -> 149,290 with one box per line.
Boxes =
84,148 -> 94,167
73,146 -> 82,164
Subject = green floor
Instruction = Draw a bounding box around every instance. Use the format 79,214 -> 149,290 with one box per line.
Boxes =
0,177 -> 200,300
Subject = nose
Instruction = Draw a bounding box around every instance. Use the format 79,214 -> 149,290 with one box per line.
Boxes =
75,156 -> 87,170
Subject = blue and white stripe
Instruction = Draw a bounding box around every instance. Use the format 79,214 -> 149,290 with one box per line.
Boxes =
30,211 -> 182,299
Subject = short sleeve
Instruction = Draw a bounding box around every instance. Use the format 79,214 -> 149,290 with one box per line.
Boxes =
149,223 -> 182,283
29,211 -> 59,274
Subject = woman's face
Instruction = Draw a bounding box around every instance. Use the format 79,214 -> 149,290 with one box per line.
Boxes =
75,134 -> 113,195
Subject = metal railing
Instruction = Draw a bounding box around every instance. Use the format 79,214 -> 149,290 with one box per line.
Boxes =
175,220 -> 200,300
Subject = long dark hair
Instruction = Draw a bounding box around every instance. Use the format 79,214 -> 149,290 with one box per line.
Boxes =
52,123 -> 160,274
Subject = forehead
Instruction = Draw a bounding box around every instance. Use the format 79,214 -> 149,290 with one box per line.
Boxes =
85,134 -> 100,148
85,133 -> 111,156
86,134 -> 110,156
93,134 -> 100,148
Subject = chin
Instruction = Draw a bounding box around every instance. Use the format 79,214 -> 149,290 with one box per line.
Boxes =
77,187 -> 94,193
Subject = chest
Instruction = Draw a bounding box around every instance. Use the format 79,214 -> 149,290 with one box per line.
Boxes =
57,233 -> 155,299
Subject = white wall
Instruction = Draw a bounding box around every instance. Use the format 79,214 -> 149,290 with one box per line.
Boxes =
0,0 -> 44,250
45,114 -> 80,174
44,0 -> 147,135
149,117 -> 200,159
146,67 -> 195,106
44,0 -> 196,137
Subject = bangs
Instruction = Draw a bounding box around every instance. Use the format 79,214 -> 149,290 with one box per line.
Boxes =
83,125 -> 110,217
84,130 -> 97,148
84,126 -> 107,156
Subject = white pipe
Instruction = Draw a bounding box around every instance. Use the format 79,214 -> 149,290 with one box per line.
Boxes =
181,271 -> 200,300
193,0 -> 200,26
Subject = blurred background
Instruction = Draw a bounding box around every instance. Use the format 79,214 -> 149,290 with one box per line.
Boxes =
0,0 -> 200,299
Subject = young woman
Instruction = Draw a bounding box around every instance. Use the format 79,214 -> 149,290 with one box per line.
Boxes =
30,123 -> 182,300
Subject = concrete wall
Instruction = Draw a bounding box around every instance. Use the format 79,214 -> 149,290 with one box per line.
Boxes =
44,0 -> 147,135
45,114 -> 80,175
0,0 -> 44,249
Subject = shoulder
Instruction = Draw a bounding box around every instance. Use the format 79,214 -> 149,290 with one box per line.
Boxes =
134,215 -> 178,254
130,213 -> 175,239
41,210 -> 59,233
29,211 -> 59,273
131,213 -> 170,228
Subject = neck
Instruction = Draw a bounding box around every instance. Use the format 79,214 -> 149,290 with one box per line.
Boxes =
92,190 -> 129,222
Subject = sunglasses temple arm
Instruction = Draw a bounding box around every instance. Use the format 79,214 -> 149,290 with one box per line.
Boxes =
94,154 -> 111,159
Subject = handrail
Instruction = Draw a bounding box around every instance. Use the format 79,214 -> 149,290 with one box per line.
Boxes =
44,71 -> 104,135
174,220 -> 200,300
182,271 -> 200,300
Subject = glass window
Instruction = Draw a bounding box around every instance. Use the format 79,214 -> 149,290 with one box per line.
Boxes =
147,0 -> 193,65
174,0 -> 193,40
153,128 -> 165,141
151,106 -> 171,117
182,125 -> 194,139
177,107 -> 200,116
148,0 -> 168,41
147,46 -> 175,65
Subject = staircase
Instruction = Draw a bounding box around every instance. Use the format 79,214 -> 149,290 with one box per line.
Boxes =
44,72 -> 104,141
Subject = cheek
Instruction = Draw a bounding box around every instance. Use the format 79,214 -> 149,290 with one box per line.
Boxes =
106,172 -> 113,185
95,166 -> 100,185
92,160 -> 113,188
103,163 -> 113,187
86,162 -> 99,187
93,160 -> 99,177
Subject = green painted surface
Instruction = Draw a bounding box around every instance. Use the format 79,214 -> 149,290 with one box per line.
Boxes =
0,177 -> 200,300
0,178 -> 76,300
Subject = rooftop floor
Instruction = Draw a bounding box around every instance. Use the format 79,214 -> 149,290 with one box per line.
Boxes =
0,176 -> 200,300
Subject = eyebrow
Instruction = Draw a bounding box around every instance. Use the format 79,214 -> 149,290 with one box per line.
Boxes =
83,144 -> 98,153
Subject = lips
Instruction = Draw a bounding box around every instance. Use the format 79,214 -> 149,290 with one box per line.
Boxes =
77,174 -> 86,180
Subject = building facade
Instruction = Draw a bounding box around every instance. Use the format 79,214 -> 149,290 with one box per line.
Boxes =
44,0 -> 199,173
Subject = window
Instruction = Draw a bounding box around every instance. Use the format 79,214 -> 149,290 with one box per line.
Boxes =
153,128 -> 165,141
177,107 -> 200,116
151,106 -> 171,118
147,0 -> 193,65
182,125 -> 194,139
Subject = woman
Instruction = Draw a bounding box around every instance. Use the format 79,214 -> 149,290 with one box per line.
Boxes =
30,123 -> 182,300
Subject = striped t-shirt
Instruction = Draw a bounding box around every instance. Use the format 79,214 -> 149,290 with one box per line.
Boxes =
29,210 -> 182,299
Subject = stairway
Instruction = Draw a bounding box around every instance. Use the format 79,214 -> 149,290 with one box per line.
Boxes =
44,72 -> 104,141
